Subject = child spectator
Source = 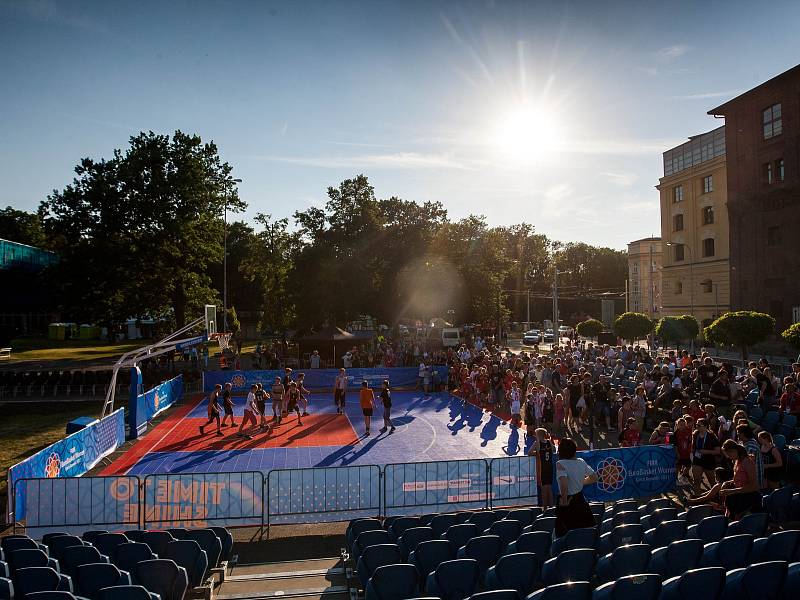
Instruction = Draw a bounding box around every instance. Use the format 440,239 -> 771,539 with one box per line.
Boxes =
619,417 -> 641,447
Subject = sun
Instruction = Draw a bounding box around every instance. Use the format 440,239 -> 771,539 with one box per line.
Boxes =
492,105 -> 561,164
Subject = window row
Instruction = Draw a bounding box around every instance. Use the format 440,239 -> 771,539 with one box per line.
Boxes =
671,175 -> 714,203
672,207 -> 715,231
671,238 -> 715,261
763,158 -> 785,184
673,279 -> 716,294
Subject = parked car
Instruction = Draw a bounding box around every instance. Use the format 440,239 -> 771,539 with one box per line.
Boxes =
522,329 -> 541,345
543,329 -> 555,343
441,327 -> 461,348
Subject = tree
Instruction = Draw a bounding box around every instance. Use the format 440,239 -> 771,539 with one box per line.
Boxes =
41,130 -> 244,328
225,306 -> 241,336
613,312 -> 653,342
656,315 -> 697,347
704,311 -> 775,361
782,322 -> 800,351
0,206 -> 48,248
576,318 -> 604,339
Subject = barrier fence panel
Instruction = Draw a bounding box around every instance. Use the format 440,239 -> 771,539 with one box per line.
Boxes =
489,456 -> 538,508
143,471 -> 264,529
15,476 -> 141,537
383,459 -> 490,516
267,465 -> 381,525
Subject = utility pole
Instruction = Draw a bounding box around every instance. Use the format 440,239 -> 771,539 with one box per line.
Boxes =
497,289 -> 502,344
222,177 -> 242,332
553,268 -> 559,334
526,289 -> 530,331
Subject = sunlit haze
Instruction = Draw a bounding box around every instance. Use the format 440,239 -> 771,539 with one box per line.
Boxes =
2,0 -> 800,248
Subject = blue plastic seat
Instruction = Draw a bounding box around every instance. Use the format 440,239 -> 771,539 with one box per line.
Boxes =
208,527 -> 233,563
93,535 -> 129,562
60,546 -> 107,577
541,549 -> 594,586
550,527 -> 597,556
506,508 -> 537,528
596,545 -> 651,583
74,563 -> 131,600
529,517 -> 556,535
642,498 -> 673,514
456,536 -> 503,581
113,544 -> 156,579
134,559 -> 188,600
7,549 -> 59,573
721,560 -> 787,600
1,537 -> 40,554
409,540 -> 453,580
0,577 -> 11,600
660,567 -> 726,600
425,558 -> 479,600
647,539 -> 703,580
783,561 -> 800,596
762,411 -> 780,433
601,511 -> 640,534
686,515 -> 728,543
597,524 -> 643,556
592,574 -> 661,600
751,530 -> 800,563
389,517 -> 422,542
610,500 -> 639,515
526,581 -> 591,600
141,532 -> 174,559
163,540 -> 208,588
346,519 -> 383,549
430,514 -> 459,537
484,552 -> 538,595
365,564 -> 419,600
26,592 -> 81,600
399,528 -> 434,559
699,534 -> 754,570
763,486 -> 796,524
468,513 -> 498,534
443,525 -> 478,554
81,532 -> 109,546
678,504 -> 714,526
469,591 -> 518,600
96,585 -> 158,600
485,521 -> 522,547
123,531 -> 145,544
642,520 -> 686,548
0,562 -> 9,579
726,512 -> 768,537
356,543 -> 403,588
46,537 -> 85,563
166,529 -> 188,540
184,529 -> 221,570
785,414 -> 799,428
41,535 -> 70,547
506,531 -> 550,559
640,507 -> 678,531
352,530 -> 392,563
14,567 -> 72,597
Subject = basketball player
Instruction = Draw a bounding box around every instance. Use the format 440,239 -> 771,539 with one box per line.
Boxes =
200,384 -> 223,436
237,384 -> 261,439
271,377 -> 284,424
221,382 -> 236,427
285,381 -> 303,426
297,373 -> 310,416
334,368 -> 347,414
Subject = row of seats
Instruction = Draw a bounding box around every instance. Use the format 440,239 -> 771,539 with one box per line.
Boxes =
0,527 -> 232,600
747,401 -> 800,443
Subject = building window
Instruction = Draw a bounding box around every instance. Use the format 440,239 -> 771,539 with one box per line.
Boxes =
701,279 -> 713,293
767,226 -> 782,246
674,243 -> 685,261
702,206 -> 714,225
673,214 -> 684,231
675,280 -> 683,295
673,185 -> 684,203
703,175 -> 713,193
763,103 -> 782,139
764,162 -> 773,184
702,238 -> 715,257
777,158 -> 784,182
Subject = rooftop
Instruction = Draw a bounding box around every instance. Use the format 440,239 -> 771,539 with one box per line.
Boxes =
662,125 -> 725,177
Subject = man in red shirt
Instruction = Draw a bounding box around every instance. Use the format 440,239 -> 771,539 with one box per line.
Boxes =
780,380 -> 800,416
619,417 -> 641,447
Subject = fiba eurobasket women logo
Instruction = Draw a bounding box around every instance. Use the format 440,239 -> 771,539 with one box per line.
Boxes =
595,456 -> 627,493
231,374 -> 247,389
44,452 -> 61,478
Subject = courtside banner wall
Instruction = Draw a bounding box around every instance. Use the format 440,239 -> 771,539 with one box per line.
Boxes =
8,408 -> 125,521
129,375 -> 184,439
203,367 -> 449,393
555,445 -> 677,502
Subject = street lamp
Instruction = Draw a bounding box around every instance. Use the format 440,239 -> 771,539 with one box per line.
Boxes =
665,242 -> 694,318
223,178 -> 242,332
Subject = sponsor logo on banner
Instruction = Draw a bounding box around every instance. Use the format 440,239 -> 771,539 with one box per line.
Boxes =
154,392 -> 160,412
44,453 -> 61,478
596,457 -> 627,493
231,374 -> 247,389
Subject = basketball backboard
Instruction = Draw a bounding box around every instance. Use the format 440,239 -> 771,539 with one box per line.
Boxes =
204,304 -> 217,336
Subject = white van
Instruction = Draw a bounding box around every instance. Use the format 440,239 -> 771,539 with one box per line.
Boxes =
442,328 -> 461,348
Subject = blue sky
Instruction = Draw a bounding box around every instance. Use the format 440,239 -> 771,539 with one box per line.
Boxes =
2,0 -> 799,249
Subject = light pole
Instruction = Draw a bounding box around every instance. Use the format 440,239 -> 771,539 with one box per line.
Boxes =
666,242 -> 694,318
223,177 -> 242,332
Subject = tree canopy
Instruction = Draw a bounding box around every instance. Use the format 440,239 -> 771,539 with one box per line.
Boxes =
576,318 -> 604,338
613,312 -> 652,342
704,311 -> 775,360
782,322 -> 800,350
656,315 -> 699,345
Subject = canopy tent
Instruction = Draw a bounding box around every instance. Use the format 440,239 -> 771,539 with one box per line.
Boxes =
297,326 -> 360,367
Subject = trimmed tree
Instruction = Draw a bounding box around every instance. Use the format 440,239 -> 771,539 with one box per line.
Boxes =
613,312 -> 653,343
782,322 -> 800,351
679,314 -> 700,342
655,315 -> 696,348
704,310 -> 775,361
576,318 -> 604,339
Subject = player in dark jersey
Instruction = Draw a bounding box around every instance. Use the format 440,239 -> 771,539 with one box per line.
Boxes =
221,382 -> 236,427
200,384 -> 223,436
529,427 -> 554,507
285,381 -> 303,426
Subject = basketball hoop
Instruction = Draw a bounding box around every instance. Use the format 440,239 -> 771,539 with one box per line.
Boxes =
211,332 -> 233,352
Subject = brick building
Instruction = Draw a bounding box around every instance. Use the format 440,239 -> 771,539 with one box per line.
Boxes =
709,65 -> 800,330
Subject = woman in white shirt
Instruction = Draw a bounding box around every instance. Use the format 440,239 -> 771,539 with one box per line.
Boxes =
554,437 -> 598,536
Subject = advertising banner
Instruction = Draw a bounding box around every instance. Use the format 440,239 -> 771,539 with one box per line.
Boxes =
9,409 -> 126,522
129,375 -> 184,439
203,366 -> 449,394
555,445 -> 677,502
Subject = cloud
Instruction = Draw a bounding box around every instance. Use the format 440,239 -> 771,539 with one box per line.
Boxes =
672,89 -> 742,100
0,0 -> 109,33
655,45 -> 691,61
246,152 -> 474,171
602,172 -> 637,186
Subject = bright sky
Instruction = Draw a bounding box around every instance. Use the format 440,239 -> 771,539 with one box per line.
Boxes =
2,0 -> 800,249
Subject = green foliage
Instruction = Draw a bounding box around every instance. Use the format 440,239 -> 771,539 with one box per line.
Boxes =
225,306 -> 241,335
613,312 -> 653,342
576,318 -> 604,338
704,311 -> 775,359
0,206 -> 48,248
656,315 -> 699,344
782,322 -> 800,349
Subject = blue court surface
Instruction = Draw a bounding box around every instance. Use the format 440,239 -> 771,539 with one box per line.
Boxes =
108,392 -> 528,476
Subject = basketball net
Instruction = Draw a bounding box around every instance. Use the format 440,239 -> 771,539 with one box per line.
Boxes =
214,332 -> 233,352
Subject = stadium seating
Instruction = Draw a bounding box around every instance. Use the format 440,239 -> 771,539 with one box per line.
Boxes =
166,529 -> 188,540
456,535 -> 503,581
469,590 -> 518,600
726,512 -> 768,537
163,540 -> 208,589
124,531 -> 146,544
184,529 -> 221,571
389,517 -> 422,542
133,559 -> 188,600
0,577 -> 11,600
113,544 -> 157,579
600,510 -> 639,534
352,530 -> 392,563
527,581 -> 592,600
506,531 -> 551,558
409,540 -> 453,581
2,536 -> 43,554
506,507 -> 541,527
640,507 -> 678,531
365,564 -> 419,600
46,536 -> 85,563
642,519 -> 687,548
60,546 -> 107,577
93,535 -> 129,561
549,527 -> 597,556
399,527 -> 435,559
686,514 -> 728,543
592,573 -> 661,600
7,549 -> 60,573
700,534 -> 755,570
721,560 -> 788,599
73,563 -> 131,599
541,549 -> 595,586
484,552 -> 538,595
14,566 -> 73,597
660,567 -> 727,600
96,585 -> 158,600
678,504 -> 714,525
141,532 -> 174,559
443,525 -> 478,554
356,544 -> 404,589
597,524 -> 643,556
484,521 -> 522,546
0,562 -> 9,579
751,530 -> 800,563
26,592 -> 80,600
430,514 -> 459,536
208,527 -> 233,563
596,545 -> 651,583
648,538 -> 704,580
527,516 -> 556,535
425,558 -> 479,600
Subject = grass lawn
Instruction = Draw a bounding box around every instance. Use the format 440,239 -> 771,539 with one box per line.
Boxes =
7,338 -> 147,364
0,401 -> 113,510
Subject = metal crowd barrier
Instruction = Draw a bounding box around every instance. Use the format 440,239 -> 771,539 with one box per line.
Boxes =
489,456 -> 539,508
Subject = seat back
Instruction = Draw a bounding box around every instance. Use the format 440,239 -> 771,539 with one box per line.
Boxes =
694,515 -> 728,543
8,549 -> 50,571
75,563 -> 128,599
141,532 -> 174,558
96,585 -> 152,600
61,546 -> 104,577
551,527 -> 596,556
390,517 -> 421,541
683,504 -> 714,526
166,529 -> 188,540
724,560 -> 788,600
429,559 -> 479,600
593,573 -> 661,600
541,549 -> 594,586
661,567 -> 726,600
612,511 -> 641,528
356,544 -> 403,588
410,540 -> 453,579
208,527 -> 233,562
727,512 -> 768,537
527,581 -> 591,600
346,519 -> 383,548
399,527 -> 434,559
443,524 -> 477,553
47,536 -> 84,561
608,544 -> 651,581
469,590 -> 518,600
467,512 -> 497,533
365,564 -> 418,600
486,521 -> 521,546
648,520 -> 686,548
430,514 -> 458,537
184,530 -> 222,569
94,534 -> 129,561
134,559 -> 188,600
460,535 -> 502,574
2,538 -> 38,553
758,530 -> 800,562
114,543 -> 156,578
701,534 -> 754,570
353,530 -> 391,562
14,567 -> 64,597
508,531 -> 550,558
25,592 -> 76,600
530,516 -> 557,534
505,508 -> 535,528
650,539 -> 703,579
0,577 -> 12,600
81,531 -> 109,546
644,498 -> 673,514
164,540 -> 208,588
486,552 -> 538,595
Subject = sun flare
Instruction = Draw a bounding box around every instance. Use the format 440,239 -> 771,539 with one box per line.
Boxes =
492,105 -> 561,163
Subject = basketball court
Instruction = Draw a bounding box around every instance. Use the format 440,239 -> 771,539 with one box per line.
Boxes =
102,391 -> 526,476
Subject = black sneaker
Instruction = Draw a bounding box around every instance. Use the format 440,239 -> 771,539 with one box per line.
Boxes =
199,425 -> 204,435
379,427 -> 387,433
365,430 -> 370,436
216,431 -> 223,437
390,427 -> 396,433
